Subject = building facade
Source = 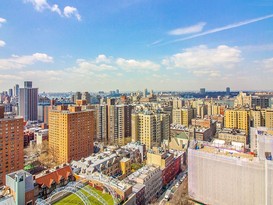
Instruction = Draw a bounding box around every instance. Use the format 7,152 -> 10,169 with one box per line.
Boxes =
49,105 -> 95,164
18,81 -> 38,121
0,111 -> 24,186
132,111 -> 169,149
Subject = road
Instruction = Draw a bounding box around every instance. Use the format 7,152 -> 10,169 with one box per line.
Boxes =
158,169 -> 188,205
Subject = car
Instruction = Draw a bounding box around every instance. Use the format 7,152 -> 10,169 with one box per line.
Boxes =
175,182 -> 179,187
165,190 -> 172,200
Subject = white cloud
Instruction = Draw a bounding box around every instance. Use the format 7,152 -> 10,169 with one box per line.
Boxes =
72,59 -> 117,73
96,54 -> 111,63
51,4 -> 62,16
0,40 -> 5,47
24,0 -> 81,20
116,58 -> 160,71
262,57 -> 273,72
0,18 -> 7,47
24,0 -> 50,11
64,6 -> 81,21
0,17 -> 7,27
0,18 -> 6,23
168,22 -> 206,35
159,13 -> 273,45
162,45 -> 241,77
0,53 -> 53,69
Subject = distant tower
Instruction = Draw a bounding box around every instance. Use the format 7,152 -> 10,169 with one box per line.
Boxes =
226,87 -> 231,95
14,84 -> 19,97
8,88 -> 13,97
19,81 -> 38,121
144,88 -> 148,97
200,88 -> 206,95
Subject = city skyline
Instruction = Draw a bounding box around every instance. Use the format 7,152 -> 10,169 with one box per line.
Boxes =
1,1 -> 273,92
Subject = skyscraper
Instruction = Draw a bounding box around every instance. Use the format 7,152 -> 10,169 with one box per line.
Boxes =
226,87 -> 231,95
8,89 -> 13,97
0,107 -> 24,186
13,84 -> 19,97
18,81 -> 38,121
82,92 -> 91,104
108,104 -> 133,146
49,105 -> 95,164
200,88 -> 206,95
96,104 -> 108,144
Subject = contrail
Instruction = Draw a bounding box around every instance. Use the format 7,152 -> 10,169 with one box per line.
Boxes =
157,13 -> 273,46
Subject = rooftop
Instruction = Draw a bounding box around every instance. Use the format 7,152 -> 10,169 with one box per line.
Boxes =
194,144 -> 254,160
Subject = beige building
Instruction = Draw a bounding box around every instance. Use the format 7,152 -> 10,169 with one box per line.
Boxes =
218,128 -> 247,145
108,104 -> 133,146
132,111 -> 169,149
250,110 -> 265,128
0,108 -> 24,186
234,91 -> 252,108
49,105 -> 95,164
224,109 -> 250,134
172,108 -> 194,127
265,109 -> 273,129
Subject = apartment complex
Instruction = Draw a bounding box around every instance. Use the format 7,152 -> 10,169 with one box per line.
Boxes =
95,104 -> 108,143
108,104 -> 133,146
18,81 -> 38,121
172,107 -> 194,127
132,111 -> 169,149
224,109 -> 250,133
0,109 -> 24,186
48,105 -> 95,164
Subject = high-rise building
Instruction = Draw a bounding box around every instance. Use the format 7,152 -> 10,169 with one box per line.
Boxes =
72,91 -> 82,103
226,87 -> 231,95
143,88 -> 148,98
234,91 -> 252,108
224,109 -> 250,134
49,105 -> 95,164
108,104 -> 133,146
265,109 -> 273,129
200,88 -> 206,95
82,92 -> 91,104
18,81 -> 38,121
251,96 -> 270,109
250,110 -> 266,128
8,89 -> 13,97
0,108 -> 24,186
132,111 -> 170,149
96,104 -> 108,144
172,98 -> 184,109
172,108 -> 194,127
13,84 -> 19,97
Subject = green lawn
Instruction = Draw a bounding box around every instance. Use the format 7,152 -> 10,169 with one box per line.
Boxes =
53,185 -> 114,205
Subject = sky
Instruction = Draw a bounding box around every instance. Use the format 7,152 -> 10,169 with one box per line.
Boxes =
1,0 -> 273,92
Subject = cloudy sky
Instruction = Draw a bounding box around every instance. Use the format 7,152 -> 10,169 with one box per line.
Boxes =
1,0 -> 273,92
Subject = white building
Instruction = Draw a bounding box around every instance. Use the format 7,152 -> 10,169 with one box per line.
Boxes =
188,145 -> 273,205
250,127 -> 273,160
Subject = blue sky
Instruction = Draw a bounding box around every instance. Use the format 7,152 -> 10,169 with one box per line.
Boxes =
1,0 -> 273,92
